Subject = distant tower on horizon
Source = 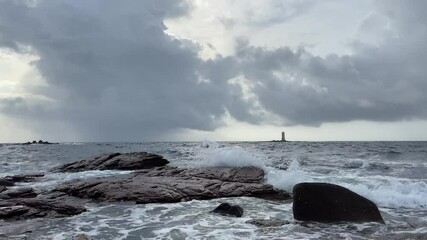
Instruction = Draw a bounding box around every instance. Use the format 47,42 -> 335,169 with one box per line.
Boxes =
281,131 -> 286,141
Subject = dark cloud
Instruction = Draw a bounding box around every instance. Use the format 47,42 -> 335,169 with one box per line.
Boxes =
223,0 -> 427,126
0,0 -> 236,140
0,0 -> 426,140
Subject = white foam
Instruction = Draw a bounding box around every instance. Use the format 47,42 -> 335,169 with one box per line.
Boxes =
197,141 -> 267,169
266,159 -> 314,193
338,178 -> 427,209
268,164 -> 427,209
195,142 -> 427,209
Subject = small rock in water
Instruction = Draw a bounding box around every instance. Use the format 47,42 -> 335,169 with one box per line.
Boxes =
293,182 -> 384,223
74,234 -> 92,240
212,203 -> 244,217
168,229 -> 187,239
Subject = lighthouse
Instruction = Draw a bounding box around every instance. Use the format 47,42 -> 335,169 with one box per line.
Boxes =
281,131 -> 286,141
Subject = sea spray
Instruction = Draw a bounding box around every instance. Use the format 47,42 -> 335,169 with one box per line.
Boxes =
265,159 -> 314,193
197,141 -> 267,169
196,141 -> 314,192
336,178 -> 427,209
195,141 -> 427,209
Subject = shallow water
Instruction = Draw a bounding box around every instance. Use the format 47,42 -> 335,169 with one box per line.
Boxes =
0,141 -> 426,239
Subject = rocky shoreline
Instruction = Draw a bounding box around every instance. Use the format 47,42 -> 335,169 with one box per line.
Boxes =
0,151 -> 383,224
0,152 -> 290,221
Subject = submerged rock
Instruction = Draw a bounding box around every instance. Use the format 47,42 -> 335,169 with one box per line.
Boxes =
246,219 -> 291,227
292,182 -> 384,223
212,203 -> 244,217
74,234 -> 92,240
52,152 -> 169,172
54,166 -> 290,203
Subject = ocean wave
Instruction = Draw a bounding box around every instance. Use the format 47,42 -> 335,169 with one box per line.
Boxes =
266,159 -> 427,209
196,141 -> 267,169
195,142 -> 427,210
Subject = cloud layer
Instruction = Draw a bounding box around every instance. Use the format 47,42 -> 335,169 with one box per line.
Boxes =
0,0 -> 231,140
1,0 -> 426,141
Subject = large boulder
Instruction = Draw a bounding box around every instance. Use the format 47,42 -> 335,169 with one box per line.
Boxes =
52,152 -> 169,172
54,166 -> 290,203
293,182 -> 384,223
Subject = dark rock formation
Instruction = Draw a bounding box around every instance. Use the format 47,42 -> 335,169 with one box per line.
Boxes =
0,198 -> 86,220
0,186 -> 5,193
0,174 -> 44,186
0,152 -> 290,221
292,182 -> 384,223
23,140 -> 55,145
0,180 -> 14,187
136,166 -> 265,183
54,166 -> 290,204
0,187 -> 38,199
52,152 -> 169,172
212,203 -> 244,217
0,205 -> 30,218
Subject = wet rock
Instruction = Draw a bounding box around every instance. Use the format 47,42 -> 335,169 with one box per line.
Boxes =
293,182 -> 384,223
0,186 -> 6,193
0,205 -> 30,218
54,166 -> 290,204
0,174 -> 44,185
212,203 -> 243,217
0,180 -> 14,187
138,166 -> 265,183
52,152 -> 169,172
0,198 -> 86,220
0,187 -> 38,199
246,219 -> 291,227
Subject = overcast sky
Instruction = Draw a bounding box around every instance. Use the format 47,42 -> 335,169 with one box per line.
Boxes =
1,0 -> 427,142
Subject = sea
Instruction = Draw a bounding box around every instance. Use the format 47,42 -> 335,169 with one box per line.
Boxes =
0,141 -> 426,240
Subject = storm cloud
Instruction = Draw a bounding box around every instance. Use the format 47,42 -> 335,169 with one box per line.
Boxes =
230,0 -> 427,126
0,0 -> 236,140
1,0 -> 426,141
